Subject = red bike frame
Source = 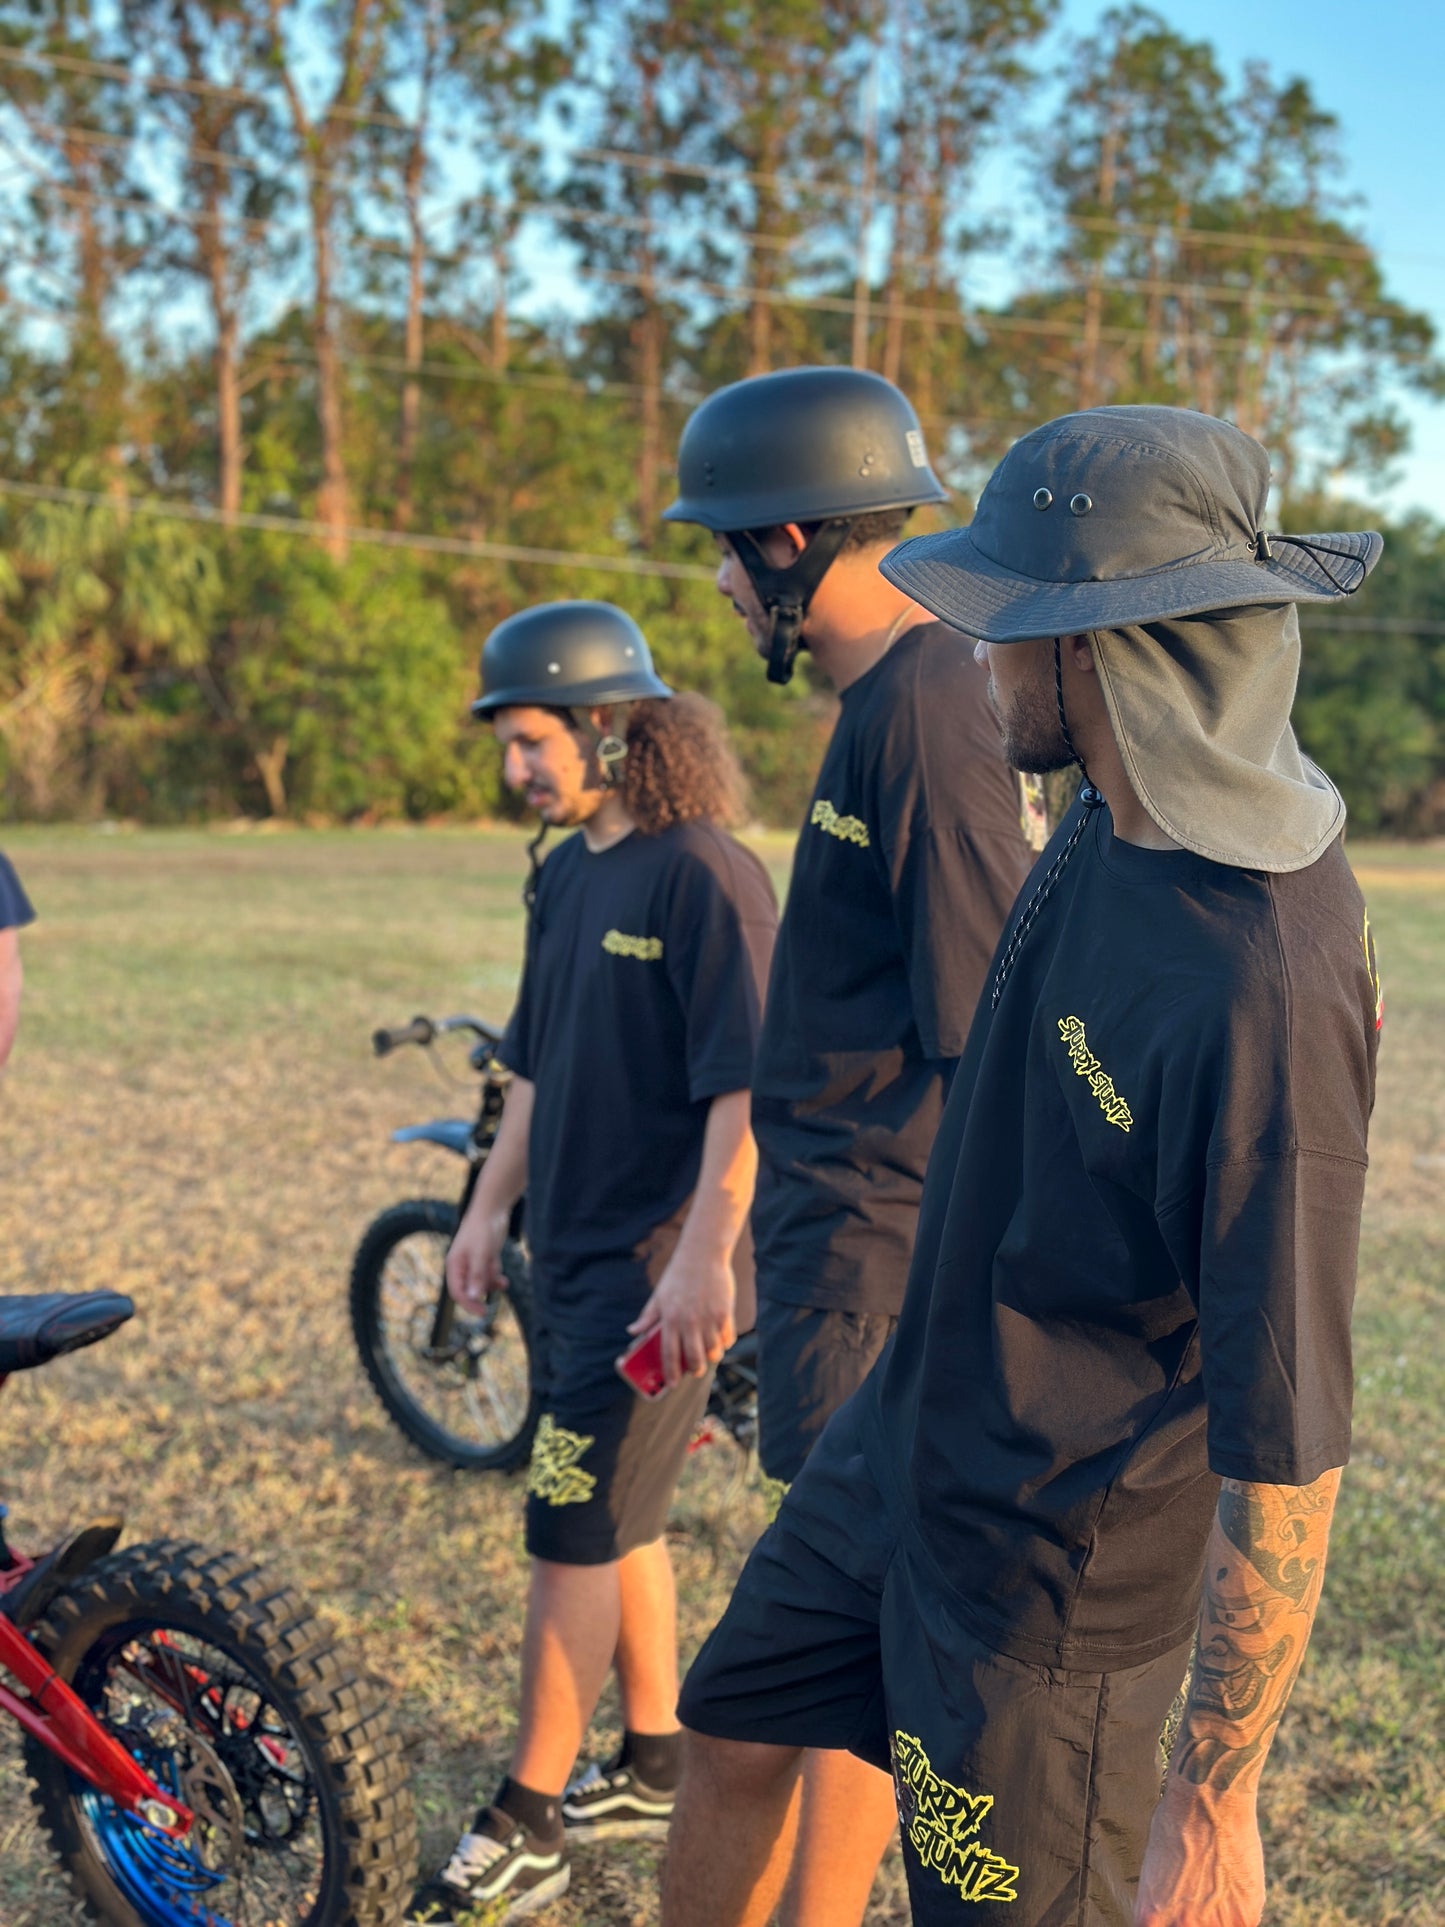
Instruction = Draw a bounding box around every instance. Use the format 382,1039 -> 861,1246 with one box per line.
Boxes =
0,1377 -> 193,1838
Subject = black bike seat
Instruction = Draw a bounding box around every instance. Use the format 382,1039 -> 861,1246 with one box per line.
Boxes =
0,1293 -> 135,1374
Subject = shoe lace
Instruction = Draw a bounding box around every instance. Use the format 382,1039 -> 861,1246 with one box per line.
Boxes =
565,1761 -> 607,1798
440,1827 -> 509,1887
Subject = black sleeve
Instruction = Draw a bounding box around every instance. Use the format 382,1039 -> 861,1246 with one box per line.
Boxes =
497,887 -> 543,1082
1193,1151 -> 1363,1484
0,852 -> 36,931
663,851 -> 774,1104
874,642 -> 1033,1059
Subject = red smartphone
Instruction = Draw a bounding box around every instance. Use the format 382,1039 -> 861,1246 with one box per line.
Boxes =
616,1326 -> 670,1400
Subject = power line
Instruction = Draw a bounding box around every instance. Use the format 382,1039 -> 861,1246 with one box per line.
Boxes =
0,478 -> 718,580
12,162 -> 1411,361
4,44 -> 1437,271
28,115 -> 1410,306
0,479 -> 1435,631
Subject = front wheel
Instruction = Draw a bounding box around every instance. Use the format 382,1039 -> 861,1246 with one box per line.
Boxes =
24,1538 -> 416,1927
349,1198 -> 538,1471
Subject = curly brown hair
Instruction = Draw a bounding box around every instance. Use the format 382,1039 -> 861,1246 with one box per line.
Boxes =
617,693 -> 749,834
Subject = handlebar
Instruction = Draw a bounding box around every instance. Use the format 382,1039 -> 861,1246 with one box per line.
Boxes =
371,1014 -> 504,1058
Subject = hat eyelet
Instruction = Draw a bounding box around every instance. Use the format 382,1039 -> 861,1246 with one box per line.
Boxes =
1032,487 -> 1053,511
1069,492 -> 1093,516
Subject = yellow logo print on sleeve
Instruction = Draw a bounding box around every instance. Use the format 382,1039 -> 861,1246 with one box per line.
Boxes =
810,799 -> 871,848
527,1415 -> 597,1506
602,929 -> 664,961
758,1471 -> 790,1525
891,1732 -> 1020,1904
1057,1015 -> 1133,1132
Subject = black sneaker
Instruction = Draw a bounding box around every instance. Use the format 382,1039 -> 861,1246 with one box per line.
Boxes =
561,1759 -> 675,1842
406,1807 -> 570,1922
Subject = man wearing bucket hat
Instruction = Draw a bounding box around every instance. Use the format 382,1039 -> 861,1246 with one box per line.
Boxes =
662,408 -> 1383,1927
409,603 -> 777,1925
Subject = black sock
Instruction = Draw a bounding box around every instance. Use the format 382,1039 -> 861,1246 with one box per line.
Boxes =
489,1776 -> 564,1846
617,1728 -> 681,1792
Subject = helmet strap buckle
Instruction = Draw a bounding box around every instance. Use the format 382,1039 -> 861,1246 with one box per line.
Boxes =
734,519 -> 855,686
594,732 -> 628,786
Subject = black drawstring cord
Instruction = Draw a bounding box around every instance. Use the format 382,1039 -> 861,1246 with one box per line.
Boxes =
522,821 -> 550,914
1254,530 -> 1368,595
990,638 -> 1103,1011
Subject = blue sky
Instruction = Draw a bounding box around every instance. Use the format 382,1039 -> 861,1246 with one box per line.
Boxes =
1052,0 -> 1445,516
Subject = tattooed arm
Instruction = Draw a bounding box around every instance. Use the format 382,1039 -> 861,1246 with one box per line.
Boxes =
1134,1467 -> 1341,1927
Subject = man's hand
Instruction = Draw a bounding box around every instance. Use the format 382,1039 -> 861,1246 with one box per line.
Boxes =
446,1202 -> 512,1315
627,1247 -> 736,1389
1134,1782 -> 1264,1926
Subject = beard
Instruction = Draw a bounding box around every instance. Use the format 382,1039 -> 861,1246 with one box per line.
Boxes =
988,659 -> 1077,774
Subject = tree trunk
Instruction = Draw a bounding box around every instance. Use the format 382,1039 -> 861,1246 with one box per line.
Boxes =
254,735 -> 290,817
310,189 -> 350,559
1078,116 -> 1119,410
395,139 -> 426,531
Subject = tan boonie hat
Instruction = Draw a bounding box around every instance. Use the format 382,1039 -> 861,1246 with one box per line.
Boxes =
880,405 -> 1384,873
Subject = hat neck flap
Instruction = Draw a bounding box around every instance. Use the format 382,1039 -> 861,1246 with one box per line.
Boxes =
1090,605 -> 1344,874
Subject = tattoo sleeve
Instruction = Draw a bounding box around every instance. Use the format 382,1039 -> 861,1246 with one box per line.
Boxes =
1170,1468 -> 1341,1796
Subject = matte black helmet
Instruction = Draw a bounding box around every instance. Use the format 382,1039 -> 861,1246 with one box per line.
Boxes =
664,367 -> 947,685
471,600 -> 672,718
665,366 -> 947,533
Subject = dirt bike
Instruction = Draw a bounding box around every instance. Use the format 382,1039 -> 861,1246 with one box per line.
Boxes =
0,1290 -> 416,1927
351,1013 -> 759,1473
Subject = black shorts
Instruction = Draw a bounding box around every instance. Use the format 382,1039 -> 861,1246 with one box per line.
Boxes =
524,1315 -> 711,1565
755,1297 -> 894,1506
679,1400 -> 1191,1926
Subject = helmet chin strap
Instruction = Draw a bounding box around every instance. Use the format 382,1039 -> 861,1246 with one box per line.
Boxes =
734,519 -> 855,685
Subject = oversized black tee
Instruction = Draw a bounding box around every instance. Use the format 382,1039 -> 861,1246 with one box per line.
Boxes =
751,621 -> 1033,1317
862,800 -> 1381,1670
0,852 -> 35,930
500,821 -> 777,1328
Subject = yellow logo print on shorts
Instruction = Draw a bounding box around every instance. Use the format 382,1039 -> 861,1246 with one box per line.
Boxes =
891,1732 -> 1020,1905
527,1416 -> 597,1506
1057,1014 -> 1133,1133
602,929 -> 664,961
810,798 -> 870,848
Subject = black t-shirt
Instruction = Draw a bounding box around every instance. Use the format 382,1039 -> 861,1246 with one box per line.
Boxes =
864,800 -> 1381,1671
0,853 -> 35,931
500,820 -> 777,1326
751,621 -> 1034,1316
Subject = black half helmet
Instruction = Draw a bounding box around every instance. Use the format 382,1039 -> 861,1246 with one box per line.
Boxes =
665,366 -> 947,531
664,367 -> 948,685
471,601 -> 672,719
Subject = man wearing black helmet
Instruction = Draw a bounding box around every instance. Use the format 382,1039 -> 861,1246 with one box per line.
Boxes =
665,368 -> 1035,1924
408,603 -> 777,1925
663,408 -> 1382,1927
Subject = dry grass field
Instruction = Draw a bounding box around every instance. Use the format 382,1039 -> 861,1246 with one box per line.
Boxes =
0,825 -> 1440,1927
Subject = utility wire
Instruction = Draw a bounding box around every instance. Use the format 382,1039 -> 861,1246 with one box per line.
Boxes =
0,480 -> 1438,634
10,162 -> 1412,357
0,478 -> 718,580
3,45 -> 1437,269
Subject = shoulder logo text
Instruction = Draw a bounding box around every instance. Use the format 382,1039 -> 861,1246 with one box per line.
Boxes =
1057,1015 -> 1133,1133
602,929 -> 664,961
891,1731 -> 1020,1904
811,798 -> 870,848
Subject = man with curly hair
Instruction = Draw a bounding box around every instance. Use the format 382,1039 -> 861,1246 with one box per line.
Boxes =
409,602 -> 777,1925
